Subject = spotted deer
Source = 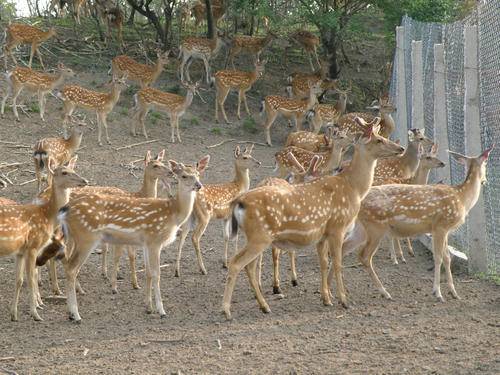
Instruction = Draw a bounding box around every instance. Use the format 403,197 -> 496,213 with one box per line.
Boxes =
33,127 -> 83,192
286,65 -> 340,101
70,0 -> 87,24
1,63 -> 75,122
284,29 -> 321,71
343,146 -> 493,302
305,85 -> 352,133
213,59 -> 266,123
261,81 -> 323,146
222,118 -> 404,319
58,76 -> 128,145
111,50 -> 170,88
132,81 -> 200,142
284,130 -> 331,152
225,17 -> 276,69
0,158 -> 87,321
59,156 -> 209,322
191,0 -> 226,34
275,130 -> 352,178
99,4 -> 124,47
175,145 -> 261,276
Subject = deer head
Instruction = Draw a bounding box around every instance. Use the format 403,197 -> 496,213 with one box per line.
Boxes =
56,62 -> 75,79
234,144 -> 261,170
354,117 -> 405,159
448,145 -> 494,185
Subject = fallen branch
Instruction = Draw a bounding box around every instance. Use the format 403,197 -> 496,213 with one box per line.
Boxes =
114,139 -> 158,151
0,162 -> 29,169
17,178 -> 36,186
206,139 -> 236,149
137,264 -> 169,273
0,357 -> 15,362
236,141 -> 269,147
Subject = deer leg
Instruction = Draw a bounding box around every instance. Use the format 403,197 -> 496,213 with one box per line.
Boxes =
307,52 -> 315,72
185,58 -> 193,83
289,250 -> 298,287
99,112 -> 111,145
263,111 -> 278,146
243,91 -> 251,116
10,254 -> 25,321
38,91 -> 46,121
317,239 -> 332,306
313,47 -> 321,70
220,89 -> 231,124
147,243 -> 166,317
432,230 -> 446,302
245,257 -> 271,314
26,251 -> 42,321
406,238 -> 415,257
442,236 -> 459,299
143,247 -> 153,314
127,247 -> 140,290
28,43 -> 36,68
328,234 -> 349,307
62,102 -> 76,137
101,244 -> 108,277
48,258 -> 62,295
10,85 -> 23,122
176,116 -> 182,143
139,108 -> 150,139
175,220 -> 191,278
272,246 -> 281,294
35,47 -> 45,70
203,57 -> 211,84
191,214 -> 209,274
111,245 -> 125,294
237,91 -> 243,120
1,82 -> 12,118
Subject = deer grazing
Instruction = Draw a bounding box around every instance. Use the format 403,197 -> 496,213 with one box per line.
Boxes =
3,23 -> 57,69
58,76 -> 128,145
175,145 -> 261,277
0,157 -> 87,321
261,81 -> 323,146
343,146 -> 493,302
213,59 -> 266,123
111,49 -> 169,88
132,81 -> 200,142
222,118 -> 404,319
1,63 -> 75,122
59,156 -> 209,322
225,17 -> 275,69
33,127 -> 83,193
284,29 -> 321,72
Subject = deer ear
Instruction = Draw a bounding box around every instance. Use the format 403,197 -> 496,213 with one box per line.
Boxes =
408,129 -> 415,141
47,158 -> 56,175
67,155 -> 78,170
431,142 -> 439,155
312,155 -> 323,173
145,150 -> 152,166
156,149 -> 165,161
448,150 -> 468,165
234,146 -> 241,158
246,143 -> 255,154
479,144 -> 494,162
196,155 -> 210,173
168,160 -> 182,173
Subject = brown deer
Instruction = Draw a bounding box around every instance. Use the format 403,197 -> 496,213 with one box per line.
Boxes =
284,29 -> 321,72
343,146 -> 493,302
222,118 -> 404,319
305,85 -> 351,133
3,23 -> 57,69
175,145 -> 261,277
111,50 -> 169,88
213,59 -> 266,123
191,0 -> 226,34
33,127 -> 83,192
59,156 -> 209,322
284,130 -> 331,152
1,63 -> 75,122
286,65 -> 340,101
261,81 -> 323,146
0,157 -> 87,321
58,76 -> 128,145
132,81 -> 200,142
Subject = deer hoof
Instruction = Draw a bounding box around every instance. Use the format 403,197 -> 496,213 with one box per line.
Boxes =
291,280 -> 298,287
174,269 -> 180,278
273,286 -> 282,295
261,305 -> 271,314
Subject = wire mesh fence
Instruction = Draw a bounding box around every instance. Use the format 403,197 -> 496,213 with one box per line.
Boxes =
389,3 -> 499,275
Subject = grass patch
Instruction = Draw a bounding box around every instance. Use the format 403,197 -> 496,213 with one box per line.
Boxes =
210,127 -> 223,135
150,111 -> 162,120
119,107 -> 128,116
477,272 -> 500,285
190,117 -> 200,126
29,102 -> 40,113
242,117 -> 258,134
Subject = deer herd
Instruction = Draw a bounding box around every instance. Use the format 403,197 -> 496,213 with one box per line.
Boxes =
0,9 -> 493,323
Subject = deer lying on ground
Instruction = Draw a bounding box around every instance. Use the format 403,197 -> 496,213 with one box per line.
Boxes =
1,63 -> 75,122
58,76 -> 128,145
261,81 -> 323,146
0,157 -> 87,321
213,59 -> 266,123
132,81 -> 200,142
305,86 -> 351,133
3,23 -> 57,69
342,146 -> 493,302
33,127 -> 83,193
59,156 -> 209,322
175,145 -> 261,276
111,50 -> 170,88
222,118 -> 404,319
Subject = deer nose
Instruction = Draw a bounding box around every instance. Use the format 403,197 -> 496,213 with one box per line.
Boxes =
194,181 -> 203,191
439,162 -> 446,167
397,146 -> 405,153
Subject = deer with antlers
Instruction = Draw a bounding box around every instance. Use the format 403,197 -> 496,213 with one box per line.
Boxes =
59,156 -> 209,322
222,117 -> 404,319
0,157 -> 87,321
132,81 -> 200,142
1,63 -> 75,122
111,50 -> 169,88
343,146 -> 493,302
261,81 -> 323,146
58,76 -> 128,145
175,145 -> 260,277
213,59 -> 266,123
33,127 -> 83,193
3,23 -> 57,70
284,29 -> 321,72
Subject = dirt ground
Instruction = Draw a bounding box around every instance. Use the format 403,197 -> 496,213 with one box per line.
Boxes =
0,58 -> 499,375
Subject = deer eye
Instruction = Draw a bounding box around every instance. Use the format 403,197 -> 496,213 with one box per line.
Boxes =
182,175 -> 187,179
377,139 -> 383,143
62,171 -> 68,175
243,156 -> 248,160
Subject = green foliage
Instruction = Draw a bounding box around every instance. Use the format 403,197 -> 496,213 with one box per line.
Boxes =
119,107 -> 128,116
0,0 -> 15,19
29,102 -> 40,113
476,272 -> 500,286
242,117 -> 258,134
210,127 -> 223,135
150,111 -> 162,120
190,117 -> 200,126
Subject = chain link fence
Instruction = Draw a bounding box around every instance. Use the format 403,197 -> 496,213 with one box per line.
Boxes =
389,3 -> 499,275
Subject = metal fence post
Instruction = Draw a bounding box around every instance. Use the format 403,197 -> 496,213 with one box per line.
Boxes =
464,25 -> 487,273
396,26 -> 408,145
411,41 -> 424,131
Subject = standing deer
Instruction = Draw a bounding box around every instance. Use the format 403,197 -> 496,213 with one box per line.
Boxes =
343,146 -> 493,302
261,81 -> 323,146
305,86 -> 352,133
59,156 -> 209,322
132,81 -> 200,142
222,118 -> 404,319
111,50 -> 170,88
58,76 -> 128,145
213,59 -> 266,123
3,23 -> 57,69
284,29 -> 321,72
1,63 -> 75,122
175,145 -> 261,276
0,158 -> 87,321
191,0 -> 226,34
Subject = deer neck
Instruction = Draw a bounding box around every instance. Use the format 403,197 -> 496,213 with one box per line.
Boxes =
109,84 -> 123,105
335,96 -> 346,114
399,140 -> 420,174
380,111 -> 395,137
183,90 -> 195,110
152,58 -> 165,81
456,163 -> 483,212
410,163 -> 432,185
47,185 -> 70,229
325,145 -> 343,172
305,90 -> 318,110
211,36 -> 222,55
137,171 -> 158,198
67,133 -> 82,152
172,186 -> 197,225
234,163 -> 250,192
343,146 -> 377,200
52,72 -> 68,89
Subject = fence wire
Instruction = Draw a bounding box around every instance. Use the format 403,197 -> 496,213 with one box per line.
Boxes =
390,5 -> 499,275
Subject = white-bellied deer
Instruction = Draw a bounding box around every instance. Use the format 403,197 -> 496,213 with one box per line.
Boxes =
0,157 -> 87,321
111,50 -> 169,88
175,145 -> 261,276
1,63 -> 75,122
3,23 -> 56,69
132,81 -> 200,142
33,127 -> 83,192
343,146 -> 493,302
58,76 -> 128,145
284,30 -> 321,72
59,156 -> 209,322
213,59 -> 266,123
261,81 -> 323,146
222,118 -> 404,319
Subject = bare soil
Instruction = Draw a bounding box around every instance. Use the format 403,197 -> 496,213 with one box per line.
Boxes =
0,47 -> 499,375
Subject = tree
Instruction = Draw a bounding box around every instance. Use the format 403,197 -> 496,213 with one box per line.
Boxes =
205,0 -> 214,38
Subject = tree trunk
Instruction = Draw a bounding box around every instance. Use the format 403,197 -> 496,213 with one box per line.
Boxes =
321,27 -> 341,79
127,7 -> 136,25
205,0 -> 214,39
